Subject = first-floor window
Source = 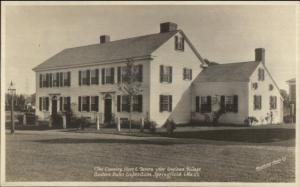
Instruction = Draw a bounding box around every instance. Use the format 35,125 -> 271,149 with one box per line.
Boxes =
270,96 -> 277,110
159,95 -> 172,112
63,97 -> 71,111
117,95 -> 143,112
160,65 -> 172,83
121,95 -> 130,112
39,97 -> 49,111
254,95 -> 262,110
200,96 -> 211,113
78,96 -> 90,112
225,96 -> 234,112
91,96 -> 99,112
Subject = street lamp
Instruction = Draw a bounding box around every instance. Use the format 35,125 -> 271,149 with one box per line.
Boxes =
8,81 -> 16,134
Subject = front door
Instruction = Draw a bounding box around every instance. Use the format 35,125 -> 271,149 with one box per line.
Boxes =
52,99 -> 57,116
104,98 -> 112,123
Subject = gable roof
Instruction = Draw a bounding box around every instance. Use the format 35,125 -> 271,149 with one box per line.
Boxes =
195,61 -> 260,82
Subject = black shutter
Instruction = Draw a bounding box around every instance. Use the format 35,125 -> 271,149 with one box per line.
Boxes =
78,96 -> 81,111
169,67 -> 172,83
159,95 -> 163,112
117,67 -> 121,83
95,69 -> 99,85
79,71 -> 82,86
139,65 -> 143,82
59,72 -> 63,87
95,96 -> 99,112
138,95 -> 143,112
196,96 -> 200,112
39,74 -> 43,88
111,67 -> 114,84
46,74 -> 49,87
39,97 -> 42,111
182,37 -> 185,50
160,65 -> 164,82
67,72 -> 71,86
45,97 -> 49,111
87,70 -> 90,85
102,68 -> 105,84
259,96 -> 262,109
56,73 -> 59,87
59,97 -> 63,111
175,36 -> 178,50
190,69 -> 192,80
183,68 -> 185,80
233,95 -> 238,113
117,95 -> 121,112
49,74 -> 53,87
169,95 -> 172,112
221,96 -> 225,112
87,96 -> 90,112
207,96 -> 211,112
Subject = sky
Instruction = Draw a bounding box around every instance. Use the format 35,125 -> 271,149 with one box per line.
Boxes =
3,4 -> 298,94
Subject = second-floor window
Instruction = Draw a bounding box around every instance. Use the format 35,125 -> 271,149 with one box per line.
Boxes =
102,68 -> 114,84
175,36 -> 184,51
183,68 -> 192,80
159,95 -> 172,112
254,95 -> 262,110
63,72 -> 71,86
160,65 -> 172,83
91,69 -> 99,85
39,97 -> 49,111
270,96 -> 277,110
40,72 -> 70,88
117,65 -> 143,83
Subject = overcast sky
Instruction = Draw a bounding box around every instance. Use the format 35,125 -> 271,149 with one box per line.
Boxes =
3,4 -> 298,94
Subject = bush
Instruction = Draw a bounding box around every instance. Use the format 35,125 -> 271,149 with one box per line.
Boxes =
52,113 -> 63,128
244,116 -> 258,126
144,120 -> 157,133
164,119 -> 176,135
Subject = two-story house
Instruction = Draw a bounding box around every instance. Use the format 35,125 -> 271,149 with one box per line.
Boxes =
33,22 -> 283,127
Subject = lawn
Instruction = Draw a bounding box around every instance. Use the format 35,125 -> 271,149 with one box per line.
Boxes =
5,124 -> 295,182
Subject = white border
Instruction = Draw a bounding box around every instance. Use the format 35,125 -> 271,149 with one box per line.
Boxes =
1,1 -> 299,187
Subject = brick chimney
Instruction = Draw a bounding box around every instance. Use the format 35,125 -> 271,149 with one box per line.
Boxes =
255,48 -> 265,64
100,35 -> 110,44
160,22 -> 178,33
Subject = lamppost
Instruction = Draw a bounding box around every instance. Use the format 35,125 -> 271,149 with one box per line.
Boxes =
8,81 -> 16,134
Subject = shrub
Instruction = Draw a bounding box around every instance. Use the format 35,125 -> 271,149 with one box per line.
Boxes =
52,113 -> 63,128
164,119 -> 176,135
144,120 -> 157,133
244,116 -> 258,126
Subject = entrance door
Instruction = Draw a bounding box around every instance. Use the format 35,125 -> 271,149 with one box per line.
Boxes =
104,98 -> 112,123
52,99 -> 57,115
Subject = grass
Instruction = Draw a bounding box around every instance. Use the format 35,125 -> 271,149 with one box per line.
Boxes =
5,125 -> 295,182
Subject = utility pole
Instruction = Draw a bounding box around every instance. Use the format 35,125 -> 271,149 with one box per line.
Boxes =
8,81 -> 16,134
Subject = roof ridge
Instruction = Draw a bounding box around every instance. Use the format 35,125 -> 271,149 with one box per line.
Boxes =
215,61 -> 258,66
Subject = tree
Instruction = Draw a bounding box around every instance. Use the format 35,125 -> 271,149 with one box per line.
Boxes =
118,58 -> 143,131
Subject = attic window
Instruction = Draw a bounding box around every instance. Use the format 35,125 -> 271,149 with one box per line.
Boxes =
258,68 -> 265,81
175,36 -> 184,51
269,84 -> 274,91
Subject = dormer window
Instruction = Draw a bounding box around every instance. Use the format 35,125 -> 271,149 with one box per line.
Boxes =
175,36 -> 184,51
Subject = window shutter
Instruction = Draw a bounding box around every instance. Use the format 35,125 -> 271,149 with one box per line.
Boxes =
39,97 -> 42,111
49,74 -> 52,87
196,96 -> 200,112
39,74 -> 43,88
138,95 -> 143,112
45,74 -> 49,88
45,97 -> 49,111
183,68 -> 185,80
207,96 -> 211,112
117,67 -> 121,83
169,67 -> 172,83
190,69 -> 192,80
175,36 -> 178,50
86,70 -> 90,85
117,95 -> 121,112
160,65 -> 164,82
56,73 -> 59,87
182,37 -> 185,50
102,68 -> 105,84
67,72 -> 71,86
169,95 -> 172,112
111,67 -> 114,83
59,72 -> 63,87
95,69 -> 99,85
259,96 -> 262,109
60,97 -> 63,111
275,96 -> 277,109
95,96 -> 99,112
78,71 -> 82,86
233,95 -> 238,113
87,96 -> 90,112
78,96 -> 81,111
221,96 -> 225,112
159,95 -> 163,112
139,65 -> 143,82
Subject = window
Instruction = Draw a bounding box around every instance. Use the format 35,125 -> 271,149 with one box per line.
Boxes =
254,95 -> 262,110
80,70 -> 90,85
200,96 -> 211,113
175,36 -> 184,51
159,95 -> 172,112
252,82 -> 258,89
91,69 -> 99,85
133,95 -> 143,112
121,95 -> 130,112
62,97 -> 71,111
42,74 -> 47,87
183,68 -> 192,80
91,96 -> 99,111
133,65 -> 143,82
258,68 -> 265,81
63,72 -> 70,86
160,65 -> 172,83
81,96 -> 90,111
102,68 -> 114,84
270,96 -> 277,110
269,84 -> 274,91
39,97 -> 49,111
53,73 -> 59,87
